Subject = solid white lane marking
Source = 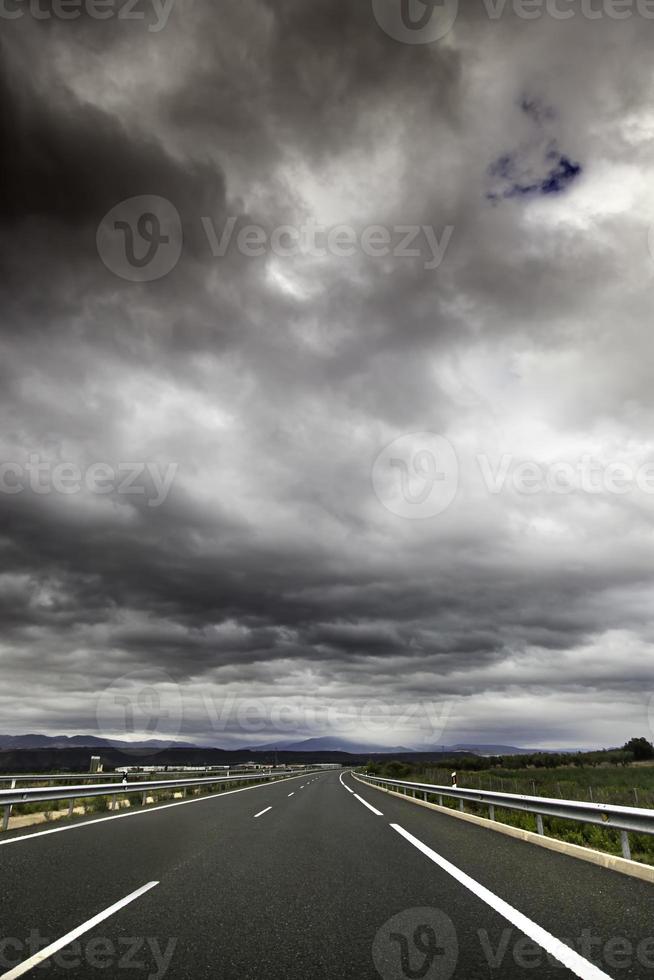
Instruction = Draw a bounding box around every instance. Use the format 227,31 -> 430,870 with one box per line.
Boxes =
0,773 -> 339,851
354,794 -> 383,816
254,807 -> 272,818
391,825 -> 613,980
0,774 -> 310,848
339,772 -> 354,793
0,881 -> 159,980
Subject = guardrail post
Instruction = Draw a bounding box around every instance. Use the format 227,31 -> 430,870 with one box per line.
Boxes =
536,815 -> 544,836
488,804 -> 495,821
67,798 -> 75,818
438,794 -> 443,806
621,831 -> 631,861
2,778 -> 16,832
459,799 -> 465,812
141,791 -> 147,807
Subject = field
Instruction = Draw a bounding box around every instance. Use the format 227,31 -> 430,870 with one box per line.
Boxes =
435,763 -> 654,807
365,761 -> 654,866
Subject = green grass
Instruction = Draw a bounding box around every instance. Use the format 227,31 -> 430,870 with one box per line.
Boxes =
421,764 -> 654,807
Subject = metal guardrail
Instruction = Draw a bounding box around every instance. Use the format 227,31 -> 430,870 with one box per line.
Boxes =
0,769 -> 314,832
0,774 -> 148,784
0,771 -> 232,783
356,773 -> 654,861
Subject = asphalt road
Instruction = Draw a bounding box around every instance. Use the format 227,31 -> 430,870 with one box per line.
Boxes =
0,769 -> 653,980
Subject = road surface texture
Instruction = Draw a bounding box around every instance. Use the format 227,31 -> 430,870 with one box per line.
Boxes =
0,769 -> 652,979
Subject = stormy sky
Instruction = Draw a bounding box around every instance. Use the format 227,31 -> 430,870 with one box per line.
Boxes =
2,0 -> 654,751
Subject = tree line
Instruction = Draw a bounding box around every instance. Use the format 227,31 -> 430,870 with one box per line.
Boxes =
364,737 -> 654,779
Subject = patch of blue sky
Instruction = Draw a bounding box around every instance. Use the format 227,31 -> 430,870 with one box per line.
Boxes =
486,100 -> 582,202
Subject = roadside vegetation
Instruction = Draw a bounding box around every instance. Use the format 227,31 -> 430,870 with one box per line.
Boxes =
362,738 -> 654,866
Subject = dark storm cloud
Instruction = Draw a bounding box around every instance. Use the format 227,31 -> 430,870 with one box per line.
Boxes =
1,1 -> 654,750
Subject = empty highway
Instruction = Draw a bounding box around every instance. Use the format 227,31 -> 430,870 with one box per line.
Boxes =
0,769 -> 652,979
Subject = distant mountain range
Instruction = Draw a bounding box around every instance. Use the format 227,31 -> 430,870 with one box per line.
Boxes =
245,736 -> 416,754
0,734 -> 570,755
242,736 -> 555,755
0,734 -> 198,750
